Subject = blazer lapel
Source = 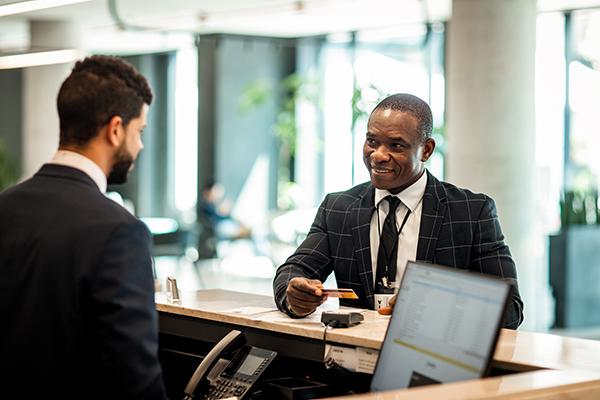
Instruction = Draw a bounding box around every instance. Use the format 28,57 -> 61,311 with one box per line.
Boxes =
352,184 -> 376,309
416,171 -> 447,262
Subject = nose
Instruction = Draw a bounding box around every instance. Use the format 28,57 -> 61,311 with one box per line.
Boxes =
371,145 -> 390,163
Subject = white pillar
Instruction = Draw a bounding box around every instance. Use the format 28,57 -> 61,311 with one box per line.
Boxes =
446,0 -> 543,329
22,20 -> 81,178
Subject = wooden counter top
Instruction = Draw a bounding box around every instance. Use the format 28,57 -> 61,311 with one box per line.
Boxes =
494,328 -> 600,372
156,289 -> 388,349
326,369 -> 600,400
156,289 -> 600,399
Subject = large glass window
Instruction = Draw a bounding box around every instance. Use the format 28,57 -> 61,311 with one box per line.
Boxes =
538,9 -> 600,332
536,12 -> 565,233
174,46 -> 199,222
320,24 -> 445,195
533,12 -> 566,331
570,10 -> 600,193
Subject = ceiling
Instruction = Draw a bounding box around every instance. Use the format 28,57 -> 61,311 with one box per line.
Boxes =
5,0 -> 451,37
1,0 -> 600,53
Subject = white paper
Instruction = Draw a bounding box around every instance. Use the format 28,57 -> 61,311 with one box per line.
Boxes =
356,347 -> 379,374
324,345 -> 379,374
269,310 -> 324,324
221,306 -> 278,316
325,345 -> 358,371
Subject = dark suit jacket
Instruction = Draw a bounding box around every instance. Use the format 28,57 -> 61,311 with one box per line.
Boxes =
273,171 -> 524,329
0,164 -> 167,399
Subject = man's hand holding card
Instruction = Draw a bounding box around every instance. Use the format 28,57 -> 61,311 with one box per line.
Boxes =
286,278 -> 360,317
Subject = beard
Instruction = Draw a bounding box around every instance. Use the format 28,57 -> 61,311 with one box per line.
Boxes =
107,146 -> 135,185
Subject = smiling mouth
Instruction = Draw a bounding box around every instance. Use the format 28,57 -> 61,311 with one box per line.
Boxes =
371,166 -> 394,174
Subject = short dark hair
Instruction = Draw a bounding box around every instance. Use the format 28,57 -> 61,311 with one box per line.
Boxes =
203,180 -> 216,192
57,55 -> 153,147
371,93 -> 433,141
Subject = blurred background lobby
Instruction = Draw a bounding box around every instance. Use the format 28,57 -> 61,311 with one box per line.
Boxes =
1,0 -> 600,337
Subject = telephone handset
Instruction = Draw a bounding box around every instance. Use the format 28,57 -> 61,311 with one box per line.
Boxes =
182,330 -> 277,400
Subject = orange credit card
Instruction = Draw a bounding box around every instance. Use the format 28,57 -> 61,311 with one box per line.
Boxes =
321,288 -> 359,299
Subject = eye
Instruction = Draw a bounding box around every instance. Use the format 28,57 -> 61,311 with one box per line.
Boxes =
366,137 -> 376,146
391,142 -> 406,150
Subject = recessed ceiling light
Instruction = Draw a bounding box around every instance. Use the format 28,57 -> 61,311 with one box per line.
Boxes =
0,0 -> 90,18
0,48 -> 79,69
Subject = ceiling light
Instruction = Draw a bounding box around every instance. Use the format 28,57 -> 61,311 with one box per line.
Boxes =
0,48 -> 79,69
0,0 -> 90,17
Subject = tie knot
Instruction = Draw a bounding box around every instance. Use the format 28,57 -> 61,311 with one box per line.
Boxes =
386,196 -> 401,213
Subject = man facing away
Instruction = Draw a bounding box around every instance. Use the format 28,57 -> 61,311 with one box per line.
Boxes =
0,56 -> 167,399
273,93 -> 523,329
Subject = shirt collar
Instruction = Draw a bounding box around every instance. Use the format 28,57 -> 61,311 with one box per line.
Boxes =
49,150 -> 107,193
374,170 -> 428,212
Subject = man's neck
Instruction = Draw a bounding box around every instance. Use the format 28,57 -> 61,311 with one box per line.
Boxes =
387,169 -> 425,194
50,149 -> 108,193
58,144 -> 111,178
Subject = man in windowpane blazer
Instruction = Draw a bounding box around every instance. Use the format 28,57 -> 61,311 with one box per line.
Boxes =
273,93 -> 523,329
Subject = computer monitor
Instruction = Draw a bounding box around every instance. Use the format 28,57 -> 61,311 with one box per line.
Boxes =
370,261 -> 510,392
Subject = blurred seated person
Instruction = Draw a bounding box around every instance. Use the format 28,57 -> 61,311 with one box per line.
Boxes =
201,181 -> 252,241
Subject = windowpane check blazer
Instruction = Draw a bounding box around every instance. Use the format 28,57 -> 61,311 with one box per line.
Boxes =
273,170 -> 524,329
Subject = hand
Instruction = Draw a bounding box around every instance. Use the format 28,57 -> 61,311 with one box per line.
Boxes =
377,294 -> 397,316
286,277 -> 327,317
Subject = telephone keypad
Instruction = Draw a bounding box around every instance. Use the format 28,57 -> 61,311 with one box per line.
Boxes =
202,379 -> 250,399
198,347 -> 277,400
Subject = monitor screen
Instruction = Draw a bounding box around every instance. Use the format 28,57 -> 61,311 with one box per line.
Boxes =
370,261 -> 509,392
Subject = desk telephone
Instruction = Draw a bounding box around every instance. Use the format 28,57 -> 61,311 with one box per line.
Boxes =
182,330 -> 277,400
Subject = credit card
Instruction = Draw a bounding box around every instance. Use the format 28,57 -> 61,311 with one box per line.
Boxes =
321,288 -> 359,299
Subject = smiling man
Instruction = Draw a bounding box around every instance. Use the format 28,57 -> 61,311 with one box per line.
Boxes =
273,93 -> 523,329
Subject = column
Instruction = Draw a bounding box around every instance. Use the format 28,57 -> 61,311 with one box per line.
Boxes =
22,20 -> 82,178
446,0 -> 544,329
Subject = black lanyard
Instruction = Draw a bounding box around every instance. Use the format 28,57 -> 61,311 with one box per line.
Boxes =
376,200 -> 411,286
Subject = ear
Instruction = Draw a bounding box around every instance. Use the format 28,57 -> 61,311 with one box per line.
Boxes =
106,115 -> 124,148
421,138 -> 436,162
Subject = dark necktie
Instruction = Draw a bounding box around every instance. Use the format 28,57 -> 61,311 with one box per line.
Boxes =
375,196 -> 402,294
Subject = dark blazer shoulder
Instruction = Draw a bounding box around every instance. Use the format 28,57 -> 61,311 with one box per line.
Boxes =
92,190 -> 139,222
325,181 -> 372,209
6,164 -> 141,227
426,171 -> 491,204
36,163 -> 99,187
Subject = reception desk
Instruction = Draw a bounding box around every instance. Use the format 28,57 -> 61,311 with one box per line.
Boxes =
156,289 -> 600,399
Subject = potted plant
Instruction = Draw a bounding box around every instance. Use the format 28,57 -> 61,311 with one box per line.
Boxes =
549,188 -> 600,328
239,73 -> 320,210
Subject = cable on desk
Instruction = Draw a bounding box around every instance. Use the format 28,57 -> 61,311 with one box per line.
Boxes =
323,320 -> 336,344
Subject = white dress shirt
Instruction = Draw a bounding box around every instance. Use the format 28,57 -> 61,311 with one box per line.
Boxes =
49,150 -> 107,193
369,171 -> 428,287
